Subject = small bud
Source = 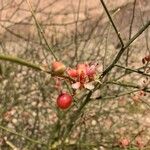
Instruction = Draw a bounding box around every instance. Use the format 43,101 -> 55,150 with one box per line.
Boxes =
119,138 -> 130,148
51,61 -> 66,75
136,137 -> 144,149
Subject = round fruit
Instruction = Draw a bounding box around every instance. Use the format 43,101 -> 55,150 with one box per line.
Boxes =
57,93 -> 73,109
51,61 -> 66,75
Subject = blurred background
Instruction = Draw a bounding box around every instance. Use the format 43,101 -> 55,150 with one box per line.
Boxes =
0,0 -> 149,149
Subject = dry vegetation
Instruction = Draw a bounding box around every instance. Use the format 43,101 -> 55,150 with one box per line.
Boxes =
0,0 -> 149,149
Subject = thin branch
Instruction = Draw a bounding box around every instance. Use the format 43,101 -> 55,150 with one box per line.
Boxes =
99,0 -> 124,47
115,64 -> 150,77
26,0 -> 58,61
73,0 -> 81,63
101,20 -> 150,78
63,91 -> 92,140
0,54 -> 75,82
126,0 -> 137,66
96,89 -> 140,100
124,20 -> 150,50
0,125 -> 46,146
0,54 -> 41,71
107,81 -> 150,93
4,137 -> 19,150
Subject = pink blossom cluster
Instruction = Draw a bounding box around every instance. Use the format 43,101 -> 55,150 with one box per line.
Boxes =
67,63 -> 97,89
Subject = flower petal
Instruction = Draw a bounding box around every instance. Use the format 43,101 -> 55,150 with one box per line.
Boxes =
86,64 -> 96,77
84,82 -> 95,90
67,68 -> 78,78
72,82 -> 81,89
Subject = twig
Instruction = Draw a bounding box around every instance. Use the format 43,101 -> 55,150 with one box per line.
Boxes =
96,89 -> 140,100
107,81 -> 150,93
0,125 -> 46,146
101,20 -> 150,78
0,54 -> 75,82
73,0 -> 81,63
126,0 -> 137,66
99,0 -> 124,47
0,54 -> 41,71
26,0 -> 58,61
115,64 -> 150,77
4,137 -> 19,150
63,91 -> 92,139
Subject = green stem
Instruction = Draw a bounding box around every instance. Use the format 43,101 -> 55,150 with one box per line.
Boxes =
0,54 -> 75,82
115,64 -> 150,77
63,91 -> 92,139
101,20 -> 150,78
96,89 -> 140,100
0,125 -> 46,146
0,54 -> 41,71
107,81 -> 150,93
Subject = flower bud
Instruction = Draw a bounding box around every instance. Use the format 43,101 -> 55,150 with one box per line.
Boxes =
51,61 -> 66,75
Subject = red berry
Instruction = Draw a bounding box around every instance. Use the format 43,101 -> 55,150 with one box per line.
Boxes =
57,93 -> 73,109
51,61 -> 66,75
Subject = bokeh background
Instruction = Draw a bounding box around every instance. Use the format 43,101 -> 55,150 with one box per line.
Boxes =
0,0 -> 149,149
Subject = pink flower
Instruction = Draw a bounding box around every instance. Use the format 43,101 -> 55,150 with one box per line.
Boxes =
67,63 -> 97,89
67,68 -> 78,78
86,64 -> 96,78
119,138 -> 130,148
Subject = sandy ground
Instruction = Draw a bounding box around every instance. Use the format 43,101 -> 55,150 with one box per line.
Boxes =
0,0 -> 149,52
0,0 -> 149,149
